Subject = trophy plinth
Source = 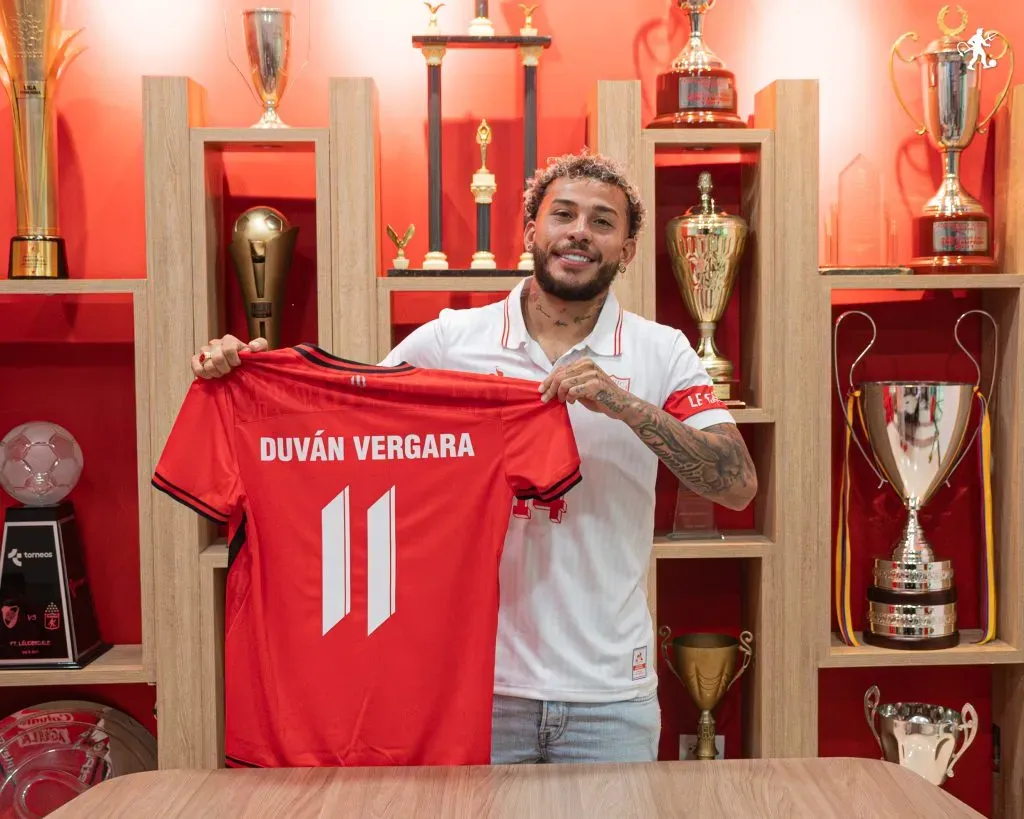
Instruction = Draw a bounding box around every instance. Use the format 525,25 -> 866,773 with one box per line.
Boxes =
891,8 -> 1014,273
648,1 -> 744,129
659,628 -> 753,760
833,309 -> 999,650
228,207 -> 298,351
864,686 -> 978,786
666,172 -> 748,407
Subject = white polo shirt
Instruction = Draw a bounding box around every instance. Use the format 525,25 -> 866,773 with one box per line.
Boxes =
379,277 -> 734,703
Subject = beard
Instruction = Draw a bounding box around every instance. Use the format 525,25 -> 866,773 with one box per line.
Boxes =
532,244 -> 620,302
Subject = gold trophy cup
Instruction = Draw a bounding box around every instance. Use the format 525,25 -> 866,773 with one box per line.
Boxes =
666,171 -> 749,406
659,627 -> 753,760
228,207 -> 298,350
0,0 -> 85,279
890,6 -> 1014,273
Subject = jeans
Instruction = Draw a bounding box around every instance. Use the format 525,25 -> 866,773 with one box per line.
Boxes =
490,691 -> 661,764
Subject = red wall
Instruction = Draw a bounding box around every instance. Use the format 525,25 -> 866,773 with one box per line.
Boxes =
0,1 -> 1019,811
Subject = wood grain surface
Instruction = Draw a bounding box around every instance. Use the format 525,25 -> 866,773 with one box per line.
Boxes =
48,758 -> 981,818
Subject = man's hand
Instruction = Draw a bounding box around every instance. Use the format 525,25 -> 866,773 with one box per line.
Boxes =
192,335 -> 268,379
538,358 -> 635,419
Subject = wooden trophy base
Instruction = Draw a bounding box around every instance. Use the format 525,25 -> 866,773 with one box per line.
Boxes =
910,212 -> 997,275
648,67 -> 745,129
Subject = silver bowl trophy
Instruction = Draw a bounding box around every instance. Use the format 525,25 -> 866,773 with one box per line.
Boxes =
223,2 -> 310,128
833,309 -> 997,650
864,685 -> 978,787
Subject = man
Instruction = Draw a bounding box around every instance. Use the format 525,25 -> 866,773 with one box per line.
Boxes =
190,151 -> 758,764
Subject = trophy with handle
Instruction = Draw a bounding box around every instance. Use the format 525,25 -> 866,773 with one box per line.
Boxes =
890,6 -> 1014,273
0,0 -> 85,279
658,626 -> 753,760
222,1 -> 311,128
864,685 -> 978,787
833,309 -> 998,649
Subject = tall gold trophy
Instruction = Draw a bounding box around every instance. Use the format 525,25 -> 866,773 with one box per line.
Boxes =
659,627 -> 753,760
0,0 -> 84,279
666,171 -> 748,407
891,6 -> 1014,273
228,207 -> 298,350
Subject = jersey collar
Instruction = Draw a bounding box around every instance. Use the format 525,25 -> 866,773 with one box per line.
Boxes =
501,277 -> 624,357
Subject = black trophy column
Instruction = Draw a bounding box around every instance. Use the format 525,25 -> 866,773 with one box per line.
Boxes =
476,1 -> 488,18
476,202 -> 491,255
428,59 -> 443,259
523,61 -> 538,188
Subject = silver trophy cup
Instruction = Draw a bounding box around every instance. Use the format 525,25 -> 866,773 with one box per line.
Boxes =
833,309 -> 997,649
864,685 -> 978,786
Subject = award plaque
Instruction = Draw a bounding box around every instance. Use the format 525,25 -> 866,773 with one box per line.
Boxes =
0,422 -> 107,669
658,627 -> 753,760
833,309 -> 998,650
649,1 -> 744,129
228,206 -> 299,351
864,686 -> 978,786
0,0 -> 85,279
666,172 -> 748,407
890,7 -> 1014,273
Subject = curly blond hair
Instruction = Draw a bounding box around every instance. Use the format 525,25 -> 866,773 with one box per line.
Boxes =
523,150 -> 646,239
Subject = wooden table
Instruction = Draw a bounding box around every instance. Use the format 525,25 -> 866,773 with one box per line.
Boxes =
49,758 -> 982,818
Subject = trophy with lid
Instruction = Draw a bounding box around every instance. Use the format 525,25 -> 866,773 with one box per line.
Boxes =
890,6 -> 1014,273
649,1 -> 744,128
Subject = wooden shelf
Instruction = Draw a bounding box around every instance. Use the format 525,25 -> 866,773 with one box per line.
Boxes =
201,542 -> 228,571
653,534 -> 771,559
643,128 -> 771,148
379,275 -> 524,293
824,273 -> 1024,290
191,127 -> 328,151
731,407 -> 771,423
0,278 -> 144,295
0,644 -> 149,687
821,631 -> 1024,668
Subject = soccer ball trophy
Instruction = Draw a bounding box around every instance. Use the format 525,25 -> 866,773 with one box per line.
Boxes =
0,422 -> 107,669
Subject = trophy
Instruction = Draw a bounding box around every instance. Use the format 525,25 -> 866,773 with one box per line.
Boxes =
423,2 -> 444,34
471,120 -> 497,270
864,685 -> 978,787
386,224 -> 414,270
833,309 -> 998,650
228,206 -> 298,351
648,1 -> 744,128
519,4 -> 538,36
666,172 -> 748,407
224,3 -> 310,128
0,422 -> 108,669
658,627 -> 753,760
890,7 -> 1014,273
0,0 -> 85,279
468,0 -> 494,37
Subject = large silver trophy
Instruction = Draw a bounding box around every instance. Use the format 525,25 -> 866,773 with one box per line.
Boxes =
864,685 -> 978,787
833,309 -> 997,650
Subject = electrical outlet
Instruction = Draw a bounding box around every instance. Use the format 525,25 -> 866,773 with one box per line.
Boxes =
679,733 -> 725,760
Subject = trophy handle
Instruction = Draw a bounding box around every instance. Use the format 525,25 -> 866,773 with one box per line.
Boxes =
222,9 -> 267,110
725,630 -> 753,693
945,309 -> 999,482
890,33 -> 927,136
946,703 -> 979,778
863,685 -> 883,755
293,0 -> 313,84
657,626 -> 686,686
976,32 -> 1014,134
53,29 -> 87,83
833,310 -> 888,487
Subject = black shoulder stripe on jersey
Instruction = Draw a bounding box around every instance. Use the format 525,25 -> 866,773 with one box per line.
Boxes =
225,754 -> 263,768
151,473 -> 230,523
515,466 -> 582,502
228,513 -> 247,571
293,343 -> 414,374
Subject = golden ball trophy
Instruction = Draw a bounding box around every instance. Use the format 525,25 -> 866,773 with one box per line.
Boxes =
890,6 -> 1014,273
228,207 -> 298,351
659,626 -> 753,760
0,0 -> 85,278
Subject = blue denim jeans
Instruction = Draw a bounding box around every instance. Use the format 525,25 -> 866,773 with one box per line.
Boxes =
490,691 -> 661,764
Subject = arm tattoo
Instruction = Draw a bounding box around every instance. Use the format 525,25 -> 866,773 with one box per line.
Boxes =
623,402 -> 757,510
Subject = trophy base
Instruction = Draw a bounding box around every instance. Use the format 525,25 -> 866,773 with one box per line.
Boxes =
864,584 -> 959,650
710,380 -> 744,408
471,251 -> 496,270
649,68 -> 745,129
0,503 -> 109,669
422,251 -> 449,270
8,237 -> 69,280
517,251 -> 534,271
910,213 -> 996,274
468,17 -> 494,37
872,558 -> 954,592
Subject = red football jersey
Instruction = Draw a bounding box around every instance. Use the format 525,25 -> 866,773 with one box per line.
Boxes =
151,344 -> 582,769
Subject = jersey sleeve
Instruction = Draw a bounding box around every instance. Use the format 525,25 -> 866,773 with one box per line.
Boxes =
151,379 -> 242,524
500,385 -> 582,502
662,331 -> 735,429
